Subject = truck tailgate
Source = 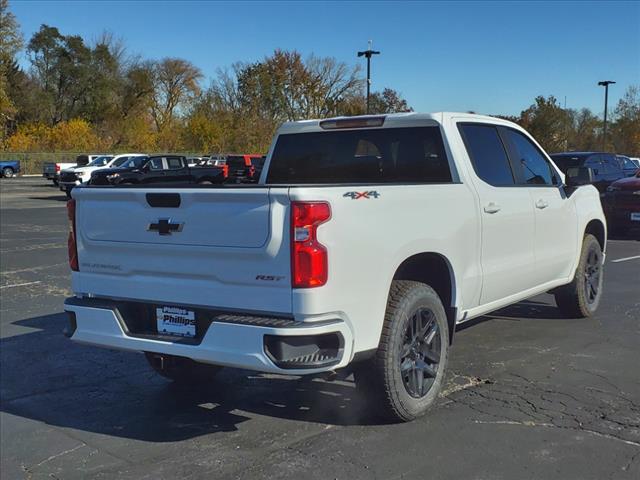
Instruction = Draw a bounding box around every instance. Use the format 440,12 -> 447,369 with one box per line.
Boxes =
72,187 -> 292,313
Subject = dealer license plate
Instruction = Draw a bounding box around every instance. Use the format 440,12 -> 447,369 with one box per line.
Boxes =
631,212 -> 640,222
156,306 -> 196,337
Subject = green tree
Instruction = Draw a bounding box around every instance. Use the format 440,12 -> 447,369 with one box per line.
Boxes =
0,0 -> 23,141
567,108 -> 601,152
0,0 -> 22,59
611,85 -> 640,156
27,25 -> 93,124
519,95 -> 572,153
369,88 -> 413,114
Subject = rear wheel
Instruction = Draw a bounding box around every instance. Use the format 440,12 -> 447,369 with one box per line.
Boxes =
554,234 -> 603,318
53,179 -> 59,186
145,352 -> 223,384
2,167 -> 15,178
65,189 -> 72,199
354,280 -> 449,422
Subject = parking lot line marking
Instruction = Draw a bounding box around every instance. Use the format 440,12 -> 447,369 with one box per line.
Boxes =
610,255 -> 640,263
0,281 -> 41,289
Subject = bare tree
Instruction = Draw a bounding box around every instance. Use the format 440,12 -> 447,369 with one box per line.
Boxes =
150,58 -> 203,130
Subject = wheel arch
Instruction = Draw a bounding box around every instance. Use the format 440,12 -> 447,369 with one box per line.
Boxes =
584,218 -> 606,252
391,252 -> 457,344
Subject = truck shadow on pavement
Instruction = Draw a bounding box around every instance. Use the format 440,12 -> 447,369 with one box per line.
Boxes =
27,195 -> 68,202
0,299 -> 572,442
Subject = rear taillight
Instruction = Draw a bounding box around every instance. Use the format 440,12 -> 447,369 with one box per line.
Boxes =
55,164 -> 61,172
291,202 -> 331,288
67,199 -> 78,271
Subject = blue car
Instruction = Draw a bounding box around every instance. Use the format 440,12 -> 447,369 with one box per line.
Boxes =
0,160 -> 20,178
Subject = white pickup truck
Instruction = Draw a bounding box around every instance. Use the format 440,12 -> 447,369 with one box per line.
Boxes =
64,113 -> 606,421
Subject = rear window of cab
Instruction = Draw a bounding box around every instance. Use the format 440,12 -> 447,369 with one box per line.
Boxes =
266,127 -> 453,184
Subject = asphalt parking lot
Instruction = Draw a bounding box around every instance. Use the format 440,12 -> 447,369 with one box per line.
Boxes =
1,177 -> 639,480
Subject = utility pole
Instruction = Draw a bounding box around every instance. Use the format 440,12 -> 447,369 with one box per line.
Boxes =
357,40 -> 380,114
564,96 -> 568,151
598,80 -> 616,151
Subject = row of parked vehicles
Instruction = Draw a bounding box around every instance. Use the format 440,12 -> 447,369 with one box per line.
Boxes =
42,153 -> 266,197
549,152 -> 640,233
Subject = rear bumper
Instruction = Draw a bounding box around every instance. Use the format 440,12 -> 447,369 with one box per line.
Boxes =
64,297 -> 353,374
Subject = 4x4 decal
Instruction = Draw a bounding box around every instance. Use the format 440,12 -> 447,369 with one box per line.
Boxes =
343,191 -> 380,200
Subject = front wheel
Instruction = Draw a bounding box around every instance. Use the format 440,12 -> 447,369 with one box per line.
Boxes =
145,352 -> 223,384
354,280 -> 449,422
554,234 -> 604,318
2,167 -> 15,178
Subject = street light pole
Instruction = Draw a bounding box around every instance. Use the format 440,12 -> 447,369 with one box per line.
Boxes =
598,80 -> 616,151
358,40 -> 380,114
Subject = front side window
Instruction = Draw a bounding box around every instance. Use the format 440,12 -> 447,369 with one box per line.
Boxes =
504,129 -> 556,185
267,126 -> 452,184
459,124 -> 514,186
121,157 -> 147,168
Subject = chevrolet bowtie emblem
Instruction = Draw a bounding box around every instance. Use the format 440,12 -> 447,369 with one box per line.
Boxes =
148,218 -> 183,235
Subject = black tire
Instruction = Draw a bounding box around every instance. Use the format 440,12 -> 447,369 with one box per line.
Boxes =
554,234 -> 603,318
353,280 -> 449,422
53,179 -> 59,186
2,167 -> 15,178
144,352 -> 222,384
65,189 -> 72,199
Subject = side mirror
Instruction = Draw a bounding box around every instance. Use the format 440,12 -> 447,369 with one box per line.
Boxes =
566,167 -> 594,187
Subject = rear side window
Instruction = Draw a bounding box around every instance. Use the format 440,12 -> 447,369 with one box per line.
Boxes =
266,127 -> 452,184
167,157 -> 183,169
503,129 -> 557,185
459,124 -> 514,186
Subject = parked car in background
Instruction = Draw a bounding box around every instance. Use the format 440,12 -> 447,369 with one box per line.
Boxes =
186,156 -> 208,167
0,160 -> 20,178
59,154 -> 144,197
550,152 -> 625,194
89,155 -> 225,185
225,154 -> 267,182
616,155 -> 639,177
65,112 -> 606,422
629,157 -> 640,168
43,162 -> 76,185
604,170 -> 640,234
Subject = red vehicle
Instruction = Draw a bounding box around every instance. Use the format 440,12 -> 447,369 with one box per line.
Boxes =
224,154 -> 266,182
604,170 -> 640,233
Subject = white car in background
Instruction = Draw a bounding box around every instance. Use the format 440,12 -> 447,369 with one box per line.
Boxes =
59,154 -> 145,197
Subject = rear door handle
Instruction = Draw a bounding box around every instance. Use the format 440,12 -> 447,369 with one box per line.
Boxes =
483,202 -> 501,214
535,199 -> 549,209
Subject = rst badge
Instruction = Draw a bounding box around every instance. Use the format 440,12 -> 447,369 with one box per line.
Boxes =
343,191 -> 380,200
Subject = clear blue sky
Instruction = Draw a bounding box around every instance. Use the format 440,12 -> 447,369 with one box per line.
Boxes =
11,0 -> 640,116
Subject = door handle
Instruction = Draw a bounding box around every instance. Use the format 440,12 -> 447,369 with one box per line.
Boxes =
535,199 -> 549,209
483,202 -> 501,214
